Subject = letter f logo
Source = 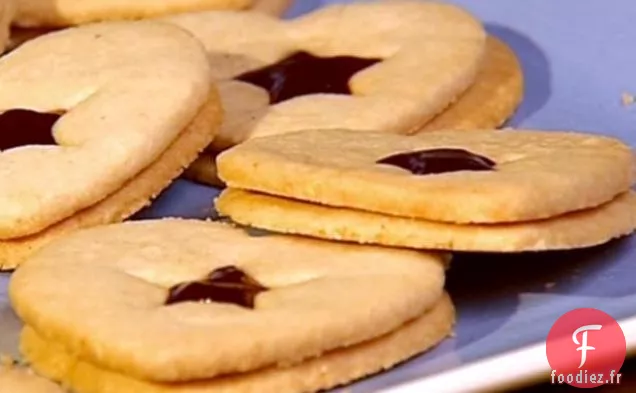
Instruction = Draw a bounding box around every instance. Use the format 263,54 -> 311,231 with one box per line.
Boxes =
573,324 -> 603,368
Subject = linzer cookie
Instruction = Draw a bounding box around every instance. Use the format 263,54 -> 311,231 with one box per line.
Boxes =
10,220 -> 452,392
164,0 -> 487,185
216,129 -> 636,252
12,0 -> 254,28
0,0 -> 13,52
0,21 -> 222,269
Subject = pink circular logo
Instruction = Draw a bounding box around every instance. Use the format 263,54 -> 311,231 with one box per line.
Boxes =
546,308 -> 626,388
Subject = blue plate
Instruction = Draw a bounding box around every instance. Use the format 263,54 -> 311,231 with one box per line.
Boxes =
2,1 -> 636,391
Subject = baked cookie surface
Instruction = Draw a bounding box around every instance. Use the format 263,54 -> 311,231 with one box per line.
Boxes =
0,21 -> 220,268
217,189 -> 636,252
13,0 -> 254,28
21,294 -> 453,393
167,0 -> 486,150
9,219 -> 447,382
420,36 -> 524,132
217,129 -> 634,224
5,0 -> 291,53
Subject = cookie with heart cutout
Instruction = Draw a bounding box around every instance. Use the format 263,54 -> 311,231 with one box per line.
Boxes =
0,363 -> 64,393
216,189 -> 636,252
419,35 -> 524,132
9,219 -> 451,392
184,33 -> 523,187
163,0 -> 487,185
12,0 -> 254,28
1,0 -> 14,52
217,129 -> 635,224
0,21 -> 222,269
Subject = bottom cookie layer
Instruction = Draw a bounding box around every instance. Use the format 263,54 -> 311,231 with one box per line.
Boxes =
0,94 -> 222,270
216,189 -> 636,252
419,36 -> 524,132
0,365 -> 64,393
184,150 -> 226,188
21,294 -> 454,393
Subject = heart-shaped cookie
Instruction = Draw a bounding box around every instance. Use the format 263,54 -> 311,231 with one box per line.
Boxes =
10,220 -> 450,392
169,0 -> 485,147
217,128 -> 634,223
166,1 -> 487,185
0,21 -> 222,269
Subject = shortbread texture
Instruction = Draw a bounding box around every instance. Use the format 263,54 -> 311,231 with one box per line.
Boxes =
14,0 -> 253,27
0,21 -> 212,239
217,129 -> 634,223
217,189 -> 636,252
21,295 -> 453,393
420,36 -> 524,131
10,220 -> 447,382
185,34 -> 523,187
0,94 -> 222,270
167,1 -> 486,150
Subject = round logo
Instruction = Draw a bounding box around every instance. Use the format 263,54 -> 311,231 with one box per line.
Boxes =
546,308 -> 626,388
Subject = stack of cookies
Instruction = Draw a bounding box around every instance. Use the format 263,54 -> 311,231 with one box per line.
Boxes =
216,128 -> 636,253
158,0 -> 523,186
0,21 -> 222,269
9,220 -> 453,392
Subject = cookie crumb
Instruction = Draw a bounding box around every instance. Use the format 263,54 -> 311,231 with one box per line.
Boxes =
545,282 -> 556,289
621,93 -> 635,106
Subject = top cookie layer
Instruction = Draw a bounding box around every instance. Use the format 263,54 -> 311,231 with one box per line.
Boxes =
14,0 -> 253,28
0,21 -> 212,239
217,129 -> 635,223
9,219 -> 446,382
166,1 -> 486,149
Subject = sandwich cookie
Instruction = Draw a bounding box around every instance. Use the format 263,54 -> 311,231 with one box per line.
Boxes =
186,35 -> 523,187
216,129 -> 636,252
10,220 -> 452,393
0,21 -> 221,269
164,0 -> 486,185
